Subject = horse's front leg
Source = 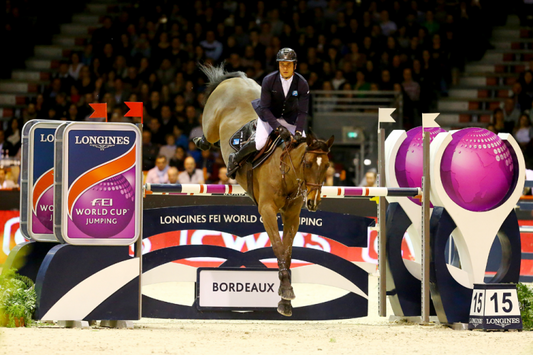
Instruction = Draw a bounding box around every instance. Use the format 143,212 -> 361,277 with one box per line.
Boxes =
258,202 -> 284,262
278,197 -> 304,302
258,201 -> 292,316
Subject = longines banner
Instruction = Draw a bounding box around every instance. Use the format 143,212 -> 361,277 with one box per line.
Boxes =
20,120 -> 63,242
144,206 -> 372,249
54,122 -> 142,246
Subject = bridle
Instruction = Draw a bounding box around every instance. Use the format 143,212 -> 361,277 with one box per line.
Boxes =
280,142 -> 329,202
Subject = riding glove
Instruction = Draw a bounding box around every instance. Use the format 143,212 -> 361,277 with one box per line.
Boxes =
276,126 -> 292,141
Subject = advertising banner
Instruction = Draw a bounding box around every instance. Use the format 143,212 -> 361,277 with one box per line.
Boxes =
0,210 -> 25,264
54,122 -> 142,245
20,120 -> 63,242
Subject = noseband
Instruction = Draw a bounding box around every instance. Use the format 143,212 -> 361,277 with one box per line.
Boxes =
281,144 -> 329,201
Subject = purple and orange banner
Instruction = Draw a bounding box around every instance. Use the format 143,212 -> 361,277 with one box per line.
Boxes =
54,122 -> 142,246
20,120 -> 63,242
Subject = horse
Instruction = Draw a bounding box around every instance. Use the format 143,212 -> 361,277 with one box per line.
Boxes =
198,64 -> 334,316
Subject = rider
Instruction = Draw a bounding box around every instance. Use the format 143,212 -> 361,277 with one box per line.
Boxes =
226,47 -> 310,178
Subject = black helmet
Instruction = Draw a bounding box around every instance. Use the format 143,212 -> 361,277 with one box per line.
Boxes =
276,48 -> 297,62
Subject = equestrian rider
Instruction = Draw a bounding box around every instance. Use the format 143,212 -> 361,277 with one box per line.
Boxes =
226,47 -> 310,178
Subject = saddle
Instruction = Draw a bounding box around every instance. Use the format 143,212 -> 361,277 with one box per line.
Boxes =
228,122 -> 305,206
229,121 -> 284,170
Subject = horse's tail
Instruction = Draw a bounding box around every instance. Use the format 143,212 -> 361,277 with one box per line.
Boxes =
199,63 -> 247,104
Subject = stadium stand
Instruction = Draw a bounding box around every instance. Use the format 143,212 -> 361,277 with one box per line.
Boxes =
2,0 -> 531,183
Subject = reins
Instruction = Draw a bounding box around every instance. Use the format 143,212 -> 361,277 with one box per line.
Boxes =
280,140 -> 329,201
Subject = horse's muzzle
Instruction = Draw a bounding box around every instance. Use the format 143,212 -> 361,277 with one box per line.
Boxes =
305,185 -> 322,212
306,196 -> 320,212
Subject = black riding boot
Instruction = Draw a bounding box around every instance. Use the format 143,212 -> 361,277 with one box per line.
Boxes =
192,135 -> 212,151
226,140 -> 257,178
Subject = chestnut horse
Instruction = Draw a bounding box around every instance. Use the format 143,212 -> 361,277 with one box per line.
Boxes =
199,64 -> 334,316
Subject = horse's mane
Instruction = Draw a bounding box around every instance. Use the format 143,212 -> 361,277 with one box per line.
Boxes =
305,128 -> 332,153
199,63 -> 247,104
306,139 -> 330,153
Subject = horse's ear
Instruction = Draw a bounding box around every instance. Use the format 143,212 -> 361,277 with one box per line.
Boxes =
306,132 -> 316,146
326,135 -> 335,149
307,127 -> 317,143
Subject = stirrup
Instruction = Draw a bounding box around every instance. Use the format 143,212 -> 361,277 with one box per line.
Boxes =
226,160 -> 240,179
226,141 -> 257,179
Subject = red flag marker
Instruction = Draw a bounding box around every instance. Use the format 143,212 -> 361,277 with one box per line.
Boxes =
124,102 -> 144,124
89,103 -> 107,120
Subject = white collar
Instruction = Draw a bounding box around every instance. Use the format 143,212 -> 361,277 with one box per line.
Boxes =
280,74 -> 294,82
280,74 -> 294,97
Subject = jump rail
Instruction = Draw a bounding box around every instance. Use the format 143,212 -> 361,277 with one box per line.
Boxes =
144,183 -> 421,198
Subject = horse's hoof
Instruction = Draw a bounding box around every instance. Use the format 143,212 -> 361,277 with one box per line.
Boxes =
278,286 -> 296,300
277,300 -> 292,317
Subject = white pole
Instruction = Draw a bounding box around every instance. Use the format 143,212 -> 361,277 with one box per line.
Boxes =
421,130 -> 431,324
378,128 -> 387,317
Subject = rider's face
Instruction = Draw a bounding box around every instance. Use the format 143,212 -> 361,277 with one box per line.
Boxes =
279,61 -> 295,79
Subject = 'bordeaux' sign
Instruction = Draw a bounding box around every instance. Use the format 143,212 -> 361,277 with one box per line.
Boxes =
197,268 -> 280,310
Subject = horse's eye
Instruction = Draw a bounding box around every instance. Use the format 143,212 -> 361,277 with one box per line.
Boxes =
305,162 -> 312,169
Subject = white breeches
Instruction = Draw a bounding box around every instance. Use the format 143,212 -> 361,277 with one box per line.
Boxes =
255,118 -> 305,150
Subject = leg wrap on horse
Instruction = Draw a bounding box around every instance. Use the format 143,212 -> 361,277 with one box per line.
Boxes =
278,269 -> 291,282
226,139 -> 257,178
278,269 -> 295,300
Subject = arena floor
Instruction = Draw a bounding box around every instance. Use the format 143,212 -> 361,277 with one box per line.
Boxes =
1,276 -> 532,355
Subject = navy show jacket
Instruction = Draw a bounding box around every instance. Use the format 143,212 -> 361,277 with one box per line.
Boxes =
252,71 -> 310,133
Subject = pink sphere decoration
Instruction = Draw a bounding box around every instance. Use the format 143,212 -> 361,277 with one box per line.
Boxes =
395,126 -> 446,205
440,128 -> 516,212
72,174 -> 135,237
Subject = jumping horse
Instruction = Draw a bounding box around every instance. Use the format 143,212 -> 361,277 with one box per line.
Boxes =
198,64 -> 334,316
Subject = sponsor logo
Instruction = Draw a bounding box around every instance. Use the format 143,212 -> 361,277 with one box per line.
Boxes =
74,136 -> 130,151
91,198 -> 113,206
486,317 -> 521,328
469,317 -> 483,327
75,208 -> 129,216
158,214 -> 323,226
40,134 -> 55,142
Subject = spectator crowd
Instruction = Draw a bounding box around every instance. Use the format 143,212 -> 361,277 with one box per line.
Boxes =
2,0 -> 507,184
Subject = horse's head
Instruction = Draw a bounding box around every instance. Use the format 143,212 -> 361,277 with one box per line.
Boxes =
302,132 -> 334,212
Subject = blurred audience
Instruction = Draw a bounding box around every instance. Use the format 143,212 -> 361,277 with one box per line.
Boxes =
167,166 -> 179,184
145,155 -> 170,184
216,167 -> 237,185
6,0 -> 505,180
324,163 -> 342,186
359,169 -> 377,187
178,156 -> 205,184
0,168 -> 16,189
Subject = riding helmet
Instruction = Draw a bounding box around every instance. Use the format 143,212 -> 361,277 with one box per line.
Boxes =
276,48 -> 297,62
